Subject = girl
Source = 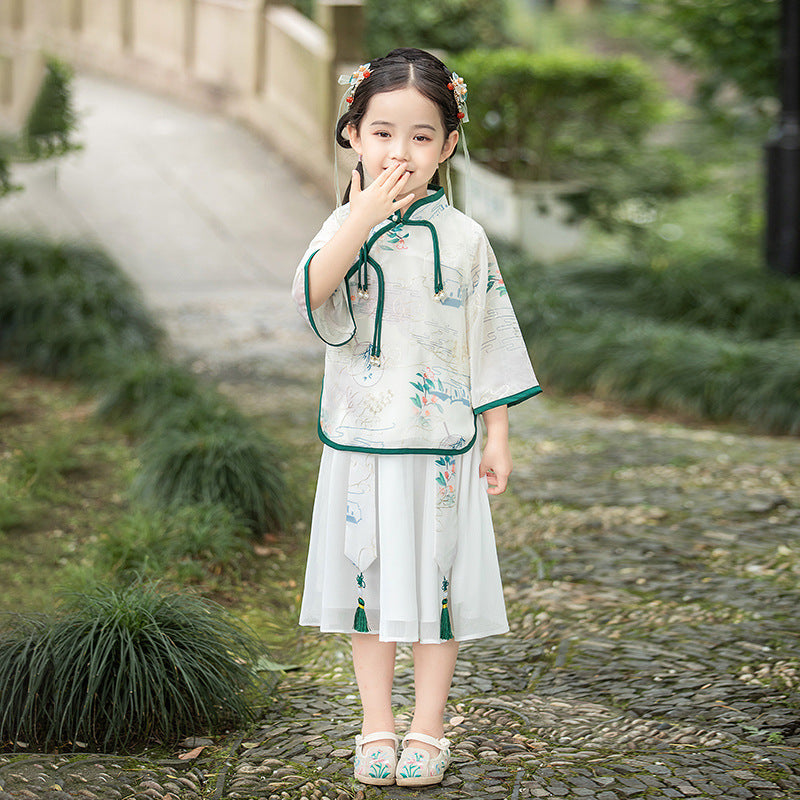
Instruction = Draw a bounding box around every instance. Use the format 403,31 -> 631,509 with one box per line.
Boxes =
291,48 -> 540,787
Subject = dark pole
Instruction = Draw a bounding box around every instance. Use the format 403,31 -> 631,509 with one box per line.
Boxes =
765,0 -> 800,277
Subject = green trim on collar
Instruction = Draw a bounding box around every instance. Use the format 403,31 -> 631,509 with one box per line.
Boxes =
398,186 -> 446,222
303,249 -> 356,347
474,386 -> 543,416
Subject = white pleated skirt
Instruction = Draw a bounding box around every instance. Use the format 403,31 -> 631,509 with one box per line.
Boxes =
299,432 -> 509,644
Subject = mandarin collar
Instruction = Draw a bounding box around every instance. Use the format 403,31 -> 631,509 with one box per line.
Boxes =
389,187 -> 447,225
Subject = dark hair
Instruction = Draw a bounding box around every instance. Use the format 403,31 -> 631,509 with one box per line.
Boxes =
336,48 -> 460,202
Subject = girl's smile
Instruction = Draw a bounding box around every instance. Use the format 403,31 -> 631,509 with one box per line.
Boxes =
348,87 -> 458,203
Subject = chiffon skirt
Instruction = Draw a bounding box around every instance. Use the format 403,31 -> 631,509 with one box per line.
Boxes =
299,432 -> 509,644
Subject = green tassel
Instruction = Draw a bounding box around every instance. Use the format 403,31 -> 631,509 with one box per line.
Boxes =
439,597 -> 453,641
354,596 -> 369,633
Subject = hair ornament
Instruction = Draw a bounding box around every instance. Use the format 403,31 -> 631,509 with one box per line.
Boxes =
448,72 -> 469,122
338,62 -> 371,104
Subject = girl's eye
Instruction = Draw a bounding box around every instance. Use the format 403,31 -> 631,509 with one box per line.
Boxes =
374,131 -> 390,138
414,135 -> 432,143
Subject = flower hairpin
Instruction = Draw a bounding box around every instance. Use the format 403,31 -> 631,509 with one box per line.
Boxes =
338,62 -> 371,104
448,72 -> 469,123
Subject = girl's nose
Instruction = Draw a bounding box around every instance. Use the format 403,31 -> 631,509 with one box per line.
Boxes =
390,143 -> 409,162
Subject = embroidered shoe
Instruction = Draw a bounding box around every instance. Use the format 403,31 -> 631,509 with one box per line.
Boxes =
395,732 -> 451,787
353,731 -> 399,786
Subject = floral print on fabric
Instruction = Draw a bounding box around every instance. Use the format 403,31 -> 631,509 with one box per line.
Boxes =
292,189 -> 540,454
435,455 -> 457,508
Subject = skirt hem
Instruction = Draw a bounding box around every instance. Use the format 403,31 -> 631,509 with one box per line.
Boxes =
299,620 -> 510,645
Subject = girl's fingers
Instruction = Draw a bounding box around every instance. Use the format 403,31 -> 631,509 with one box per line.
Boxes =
376,161 -> 409,187
350,169 -> 361,196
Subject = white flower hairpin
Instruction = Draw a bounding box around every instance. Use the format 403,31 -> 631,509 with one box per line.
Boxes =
338,62 -> 371,105
448,72 -> 468,123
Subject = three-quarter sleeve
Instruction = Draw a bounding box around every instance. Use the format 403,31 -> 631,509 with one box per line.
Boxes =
292,208 -> 357,346
467,231 -> 542,414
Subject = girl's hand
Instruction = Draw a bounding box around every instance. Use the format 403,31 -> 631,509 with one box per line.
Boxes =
479,436 -> 512,495
348,162 -> 415,230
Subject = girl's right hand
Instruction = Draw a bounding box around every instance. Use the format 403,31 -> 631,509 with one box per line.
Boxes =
348,163 -> 415,230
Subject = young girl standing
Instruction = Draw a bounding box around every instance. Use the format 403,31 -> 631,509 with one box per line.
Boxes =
292,48 -> 540,787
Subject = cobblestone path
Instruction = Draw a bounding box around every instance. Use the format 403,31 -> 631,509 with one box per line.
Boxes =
2,340 -> 798,799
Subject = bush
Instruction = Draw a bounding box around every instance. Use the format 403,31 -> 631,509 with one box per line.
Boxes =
0,583 -> 263,751
364,0 -> 509,58
643,0 -> 779,108
133,396 -> 288,534
450,48 -> 665,183
94,503 -> 251,583
95,354 -> 205,436
0,235 -> 163,380
23,56 -> 80,159
498,244 -> 800,435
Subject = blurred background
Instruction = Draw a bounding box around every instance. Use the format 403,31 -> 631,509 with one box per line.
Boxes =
1,0 -> 799,764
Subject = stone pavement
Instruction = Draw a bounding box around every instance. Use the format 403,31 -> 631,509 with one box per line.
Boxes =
1,74 -> 800,800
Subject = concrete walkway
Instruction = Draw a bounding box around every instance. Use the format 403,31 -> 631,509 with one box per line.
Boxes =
0,71 -> 328,369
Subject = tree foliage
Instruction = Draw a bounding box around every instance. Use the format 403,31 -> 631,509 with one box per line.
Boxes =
364,0 -> 509,58
645,0 -> 780,104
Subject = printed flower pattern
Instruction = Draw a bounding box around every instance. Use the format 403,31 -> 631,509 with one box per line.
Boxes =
487,270 -> 507,296
382,224 -> 409,250
410,368 -> 451,428
435,455 -> 457,508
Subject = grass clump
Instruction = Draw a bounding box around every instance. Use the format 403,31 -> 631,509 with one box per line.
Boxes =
0,583 -> 263,751
92,503 -> 251,584
94,353 -> 205,436
133,395 -> 288,535
0,235 -> 162,381
499,244 -> 800,434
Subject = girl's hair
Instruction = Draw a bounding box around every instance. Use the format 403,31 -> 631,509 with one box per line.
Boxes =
336,48 -> 460,203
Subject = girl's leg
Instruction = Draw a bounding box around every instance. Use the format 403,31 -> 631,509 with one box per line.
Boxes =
408,640 -> 459,755
351,633 -> 397,748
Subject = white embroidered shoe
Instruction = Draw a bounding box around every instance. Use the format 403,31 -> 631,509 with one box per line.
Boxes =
353,731 -> 399,786
395,732 -> 451,787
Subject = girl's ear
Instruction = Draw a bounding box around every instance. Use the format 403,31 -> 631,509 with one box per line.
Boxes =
347,123 -> 363,155
439,129 -> 459,163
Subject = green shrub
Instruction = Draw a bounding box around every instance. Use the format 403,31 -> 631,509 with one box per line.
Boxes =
0,583 -> 262,751
643,0 -> 779,107
23,56 -> 80,159
498,244 -> 800,434
95,354 -> 205,436
133,398 -> 288,534
0,235 -> 163,380
94,503 -> 251,583
364,0 -> 509,58
531,312 -> 800,435
450,48 -> 665,183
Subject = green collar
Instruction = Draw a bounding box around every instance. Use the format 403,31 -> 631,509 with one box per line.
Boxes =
393,186 -> 446,224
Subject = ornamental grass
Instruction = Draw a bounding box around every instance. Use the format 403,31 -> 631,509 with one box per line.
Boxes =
94,353 -> 205,436
0,583 -> 262,752
133,395 -> 288,534
94,503 -> 251,583
0,235 -> 162,380
499,246 -> 800,435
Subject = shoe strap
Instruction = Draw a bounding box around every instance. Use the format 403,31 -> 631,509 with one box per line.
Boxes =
355,731 -> 399,747
402,732 -> 451,750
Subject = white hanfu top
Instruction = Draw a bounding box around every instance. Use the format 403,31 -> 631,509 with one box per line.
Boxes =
292,188 -> 541,456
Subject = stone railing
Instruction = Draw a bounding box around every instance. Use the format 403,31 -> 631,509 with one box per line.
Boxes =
0,0 -> 363,195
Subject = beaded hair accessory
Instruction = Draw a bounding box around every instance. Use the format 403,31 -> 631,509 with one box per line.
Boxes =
448,72 -> 469,123
338,62 -> 371,104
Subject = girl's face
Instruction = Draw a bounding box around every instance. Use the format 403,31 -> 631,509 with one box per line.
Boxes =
347,87 -> 459,203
